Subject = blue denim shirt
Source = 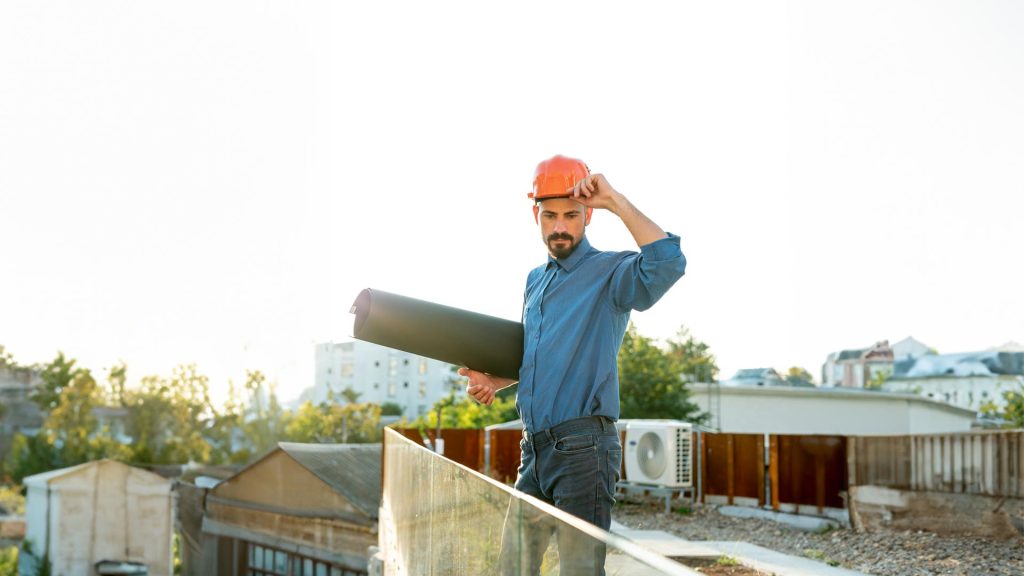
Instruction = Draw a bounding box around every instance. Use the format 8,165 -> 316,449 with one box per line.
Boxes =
517,233 -> 686,433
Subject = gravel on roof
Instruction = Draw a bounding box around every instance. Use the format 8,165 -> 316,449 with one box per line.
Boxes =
612,497 -> 1023,576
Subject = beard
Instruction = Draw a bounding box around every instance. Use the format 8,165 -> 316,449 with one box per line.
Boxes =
546,232 -> 578,259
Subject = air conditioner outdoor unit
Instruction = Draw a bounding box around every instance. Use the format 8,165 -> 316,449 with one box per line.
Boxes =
624,420 -> 693,488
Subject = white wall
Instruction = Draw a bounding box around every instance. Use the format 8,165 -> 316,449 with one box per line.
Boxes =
690,384 -> 974,435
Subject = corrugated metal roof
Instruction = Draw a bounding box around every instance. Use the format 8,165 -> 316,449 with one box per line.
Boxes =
278,443 -> 381,519
893,350 -> 1024,379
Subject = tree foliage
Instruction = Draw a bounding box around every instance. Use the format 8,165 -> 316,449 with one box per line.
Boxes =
0,348 -> 404,481
997,384 -> 1024,428
413,389 -> 519,430
285,401 -> 381,444
667,327 -> 720,383
123,365 -> 216,464
618,324 -> 706,422
785,366 -> 815,387
7,357 -> 130,481
31,352 -> 82,412
865,369 -> 891,391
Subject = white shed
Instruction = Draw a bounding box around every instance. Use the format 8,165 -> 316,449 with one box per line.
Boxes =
690,383 -> 977,435
20,460 -> 174,576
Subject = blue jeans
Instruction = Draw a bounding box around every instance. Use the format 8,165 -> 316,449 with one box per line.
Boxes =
498,416 -> 622,576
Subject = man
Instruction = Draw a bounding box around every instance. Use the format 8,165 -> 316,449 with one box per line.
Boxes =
459,155 -> 686,574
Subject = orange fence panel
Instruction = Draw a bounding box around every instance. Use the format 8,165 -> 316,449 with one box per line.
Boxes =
701,433 -> 764,506
774,435 -> 847,513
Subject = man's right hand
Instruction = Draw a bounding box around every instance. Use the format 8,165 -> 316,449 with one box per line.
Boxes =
458,367 -> 515,406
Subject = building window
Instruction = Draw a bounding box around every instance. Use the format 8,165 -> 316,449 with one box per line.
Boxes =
388,382 -> 396,397
247,543 -> 287,575
246,543 -> 363,576
419,359 -> 428,375
418,404 -> 427,416
340,363 -> 353,377
374,361 -> 380,368
403,358 -> 409,366
403,381 -> 409,389
419,381 -> 427,398
373,383 -> 379,390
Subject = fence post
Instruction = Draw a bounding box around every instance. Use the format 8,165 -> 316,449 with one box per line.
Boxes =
757,434 -> 766,507
847,436 -> 857,490
769,435 -> 779,511
726,434 -> 735,505
700,433 -> 708,504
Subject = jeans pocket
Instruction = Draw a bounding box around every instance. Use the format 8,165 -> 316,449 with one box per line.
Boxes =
607,448 -> 623,487
553,433 -> 596,455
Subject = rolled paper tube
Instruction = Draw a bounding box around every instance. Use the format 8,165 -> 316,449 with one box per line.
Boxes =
350,288 -> 524,381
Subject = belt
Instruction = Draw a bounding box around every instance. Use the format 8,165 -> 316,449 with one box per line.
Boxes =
524,415 -> 618,449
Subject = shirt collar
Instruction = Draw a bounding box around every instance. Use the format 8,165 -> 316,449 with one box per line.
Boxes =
547,236 -> 592,273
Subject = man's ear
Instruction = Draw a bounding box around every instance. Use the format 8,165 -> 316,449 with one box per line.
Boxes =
585,207 -> 593,226
533,205 -> 539,224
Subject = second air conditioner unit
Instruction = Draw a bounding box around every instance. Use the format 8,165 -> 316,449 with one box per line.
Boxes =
624,420 -> 693,488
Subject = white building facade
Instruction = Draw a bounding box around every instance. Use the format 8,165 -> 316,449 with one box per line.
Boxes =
885,349 -> 1024,412
313,341 -> 459,418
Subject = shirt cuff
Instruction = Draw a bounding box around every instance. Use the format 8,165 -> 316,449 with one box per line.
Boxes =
639,232 -> 682,262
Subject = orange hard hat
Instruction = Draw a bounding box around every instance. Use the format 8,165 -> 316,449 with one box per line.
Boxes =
529,155 -> 590,201
529,155 -> 593,224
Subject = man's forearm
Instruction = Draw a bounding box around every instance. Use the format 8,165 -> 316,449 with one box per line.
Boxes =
612,196 -> 668,247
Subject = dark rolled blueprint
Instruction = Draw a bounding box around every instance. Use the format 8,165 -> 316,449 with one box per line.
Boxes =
350,288 -> 524,380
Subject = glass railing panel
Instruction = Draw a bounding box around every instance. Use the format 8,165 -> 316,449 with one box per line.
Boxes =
381,428 -> 699,575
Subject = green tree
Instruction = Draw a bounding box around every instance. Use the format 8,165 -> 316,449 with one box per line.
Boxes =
8,365 -> 130,480
285,401 -> 382,444
31,352 -> 83,412
866,369 -> 891,391
785,366 -> 815,386
380,402 -> 404,416
412,389 -> 519,430
123,375 -> 174,464
338,387 -> 361,404
667,327 -> 720,383
5,433 -> 59,483
107,362 -> 128,407
619,324 -> 705,422
0,345 -> 15,367
998,384 -> 1024,428
239,370 -> 290,458
206,380 -> 244,464
43,370 -> 103,464
124,364 -> 217,464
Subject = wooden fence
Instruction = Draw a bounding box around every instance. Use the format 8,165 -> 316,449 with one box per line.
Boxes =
395,427 -> 1024,512
851,430 -> 1024,497
700,433 -> 764,506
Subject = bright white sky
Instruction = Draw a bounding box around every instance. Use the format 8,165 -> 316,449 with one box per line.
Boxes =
2,1 -> 1022,402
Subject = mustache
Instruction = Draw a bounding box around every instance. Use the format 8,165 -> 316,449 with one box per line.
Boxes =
547,232 -> 574,243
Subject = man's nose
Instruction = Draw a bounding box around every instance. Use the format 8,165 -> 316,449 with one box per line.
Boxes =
552,219 -> 568,232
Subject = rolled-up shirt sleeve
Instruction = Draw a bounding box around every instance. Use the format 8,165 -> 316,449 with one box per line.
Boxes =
609,232 -> 687,312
